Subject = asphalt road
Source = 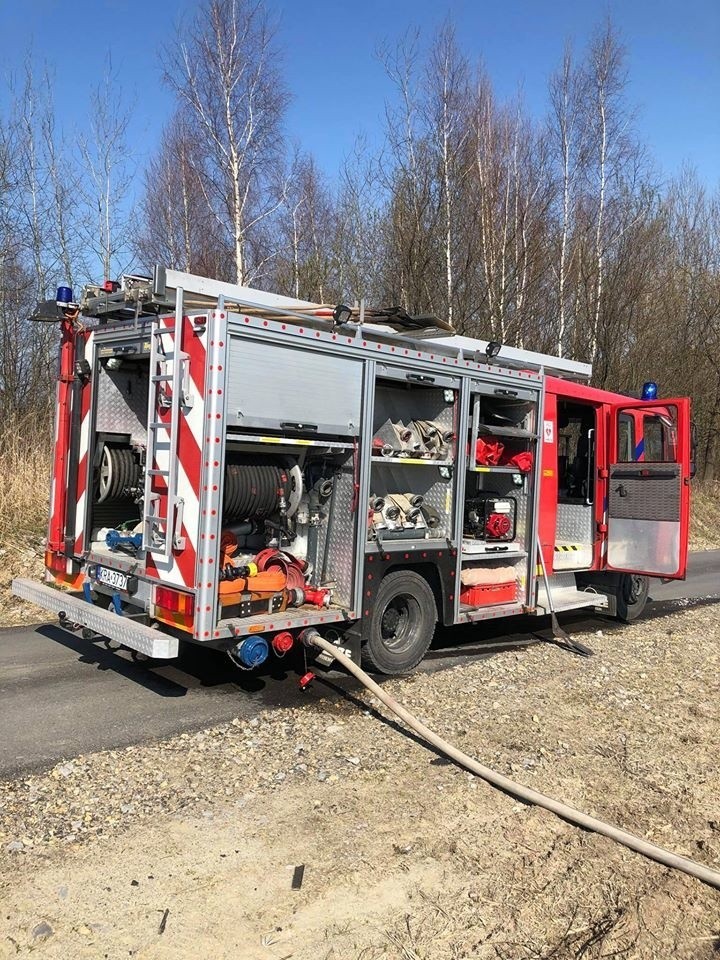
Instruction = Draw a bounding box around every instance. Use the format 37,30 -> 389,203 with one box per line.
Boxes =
1,549 -> 718,779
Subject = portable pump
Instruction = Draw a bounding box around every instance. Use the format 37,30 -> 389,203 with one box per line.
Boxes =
464,494 -> 516,542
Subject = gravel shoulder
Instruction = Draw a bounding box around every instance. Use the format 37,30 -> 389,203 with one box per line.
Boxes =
1,604 -> 719,959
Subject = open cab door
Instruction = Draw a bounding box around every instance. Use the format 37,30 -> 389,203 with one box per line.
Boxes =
607,398 -> 691,579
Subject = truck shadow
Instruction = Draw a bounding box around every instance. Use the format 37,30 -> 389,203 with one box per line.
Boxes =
426,594 -> 720,664
34,593 -> 720,701
34,622 -> 306,699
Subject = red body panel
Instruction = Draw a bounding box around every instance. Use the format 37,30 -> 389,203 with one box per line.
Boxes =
47,319 -> 77,554
540,379 -> 691,580
606,397 -> 691,578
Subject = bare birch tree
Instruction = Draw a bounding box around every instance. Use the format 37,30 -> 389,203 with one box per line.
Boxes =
378,31 -> 442,313
78,63 -> 135,280
164,0 -> 290,286
333,143 -> 386,305
136,113 -> 229,278
425,22 -> 470,326
548,44 -> 586,355
586,23 -> 628,363
275,152 -> 336,301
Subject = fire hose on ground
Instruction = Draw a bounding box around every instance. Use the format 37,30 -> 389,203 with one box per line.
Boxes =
299,628 -> 720,891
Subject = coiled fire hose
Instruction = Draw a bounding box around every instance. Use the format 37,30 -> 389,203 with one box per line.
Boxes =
300,629 -> 720,891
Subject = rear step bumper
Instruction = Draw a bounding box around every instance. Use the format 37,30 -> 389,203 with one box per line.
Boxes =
11,578 -> 179,659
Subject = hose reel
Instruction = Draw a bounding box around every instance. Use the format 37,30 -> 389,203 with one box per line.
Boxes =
223,456 -> 303,522
96,445 -> 142,503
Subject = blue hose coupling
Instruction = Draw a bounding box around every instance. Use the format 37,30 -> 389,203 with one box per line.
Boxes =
105,530 -> 143,551
232,636 -> 269,670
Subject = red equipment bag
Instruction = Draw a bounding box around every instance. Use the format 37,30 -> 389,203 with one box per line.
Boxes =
474,436 -> 504,466
502,450 -> 533,472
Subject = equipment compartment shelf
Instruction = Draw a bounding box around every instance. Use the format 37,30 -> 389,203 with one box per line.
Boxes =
371,457 -> 454,467
469,465 -> 526,474
226,432 -> 353,450
218,605 -> 353,638
457,601 -> 525,622
477,424 -> 537,440
461,549 -> 527,562
366,539 -> 453,553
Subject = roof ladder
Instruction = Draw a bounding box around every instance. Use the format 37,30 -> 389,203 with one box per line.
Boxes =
142,289 -> 189,557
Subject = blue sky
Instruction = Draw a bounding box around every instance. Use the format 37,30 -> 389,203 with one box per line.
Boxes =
0,0 -> 718,189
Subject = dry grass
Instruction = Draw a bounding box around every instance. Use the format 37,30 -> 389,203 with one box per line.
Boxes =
0,419 -> 52,543
0,420 -> 52,624
691,480 -> 720,550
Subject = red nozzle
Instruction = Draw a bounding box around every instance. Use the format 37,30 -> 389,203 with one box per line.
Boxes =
299,671 -> 315,690
304,587 -> 330,608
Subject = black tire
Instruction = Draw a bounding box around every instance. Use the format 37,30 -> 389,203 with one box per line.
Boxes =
616,574 -> 649,622
361,570 -> 437,675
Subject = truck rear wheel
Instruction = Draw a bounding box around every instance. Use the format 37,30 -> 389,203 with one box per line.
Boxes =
616,574 -> 649,622
361,570 -> 437,675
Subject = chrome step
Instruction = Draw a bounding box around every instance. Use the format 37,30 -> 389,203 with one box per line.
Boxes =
536,572 -> 609,614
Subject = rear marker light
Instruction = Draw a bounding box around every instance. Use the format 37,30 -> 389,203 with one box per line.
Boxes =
154,587 -> 194,618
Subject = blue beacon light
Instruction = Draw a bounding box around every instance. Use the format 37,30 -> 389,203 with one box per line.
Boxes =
641,381 -> 658,401
56,285 -> 73,305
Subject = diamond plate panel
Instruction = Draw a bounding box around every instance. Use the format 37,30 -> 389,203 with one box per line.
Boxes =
95,363 -> 149,444
555,501 -> 594,544
608,466 -> 681,521
314,455 -> 356,607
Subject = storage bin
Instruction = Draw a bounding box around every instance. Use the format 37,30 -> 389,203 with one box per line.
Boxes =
460,580 -> 517,606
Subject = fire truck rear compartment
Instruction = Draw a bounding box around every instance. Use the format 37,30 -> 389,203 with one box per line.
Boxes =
86,345 -> 357,622
91,356 -> 148,538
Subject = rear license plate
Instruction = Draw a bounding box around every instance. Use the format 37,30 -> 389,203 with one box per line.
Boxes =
95,566 -> 128,591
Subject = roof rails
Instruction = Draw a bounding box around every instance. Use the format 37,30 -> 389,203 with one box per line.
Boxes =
428,335 -> 592,382
80,267 -> 451,335
79,266 -> 591,382
79,267 -> 337,324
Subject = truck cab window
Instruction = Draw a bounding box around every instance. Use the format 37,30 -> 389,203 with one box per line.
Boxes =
557,402 -> 595,503
617,414 -> 634,462
643,416 -> 667,461
625,409 -> 678,463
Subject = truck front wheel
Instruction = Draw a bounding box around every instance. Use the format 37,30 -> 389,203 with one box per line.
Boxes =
361,570 -> 437,675
616,574 -> 649,622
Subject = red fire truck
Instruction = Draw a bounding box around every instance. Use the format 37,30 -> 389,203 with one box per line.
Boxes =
12,268 -> 692,675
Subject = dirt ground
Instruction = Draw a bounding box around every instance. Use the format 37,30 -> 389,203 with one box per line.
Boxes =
1,602 -> 719,959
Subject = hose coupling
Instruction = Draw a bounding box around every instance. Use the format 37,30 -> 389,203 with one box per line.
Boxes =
299,627 -> 322,649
